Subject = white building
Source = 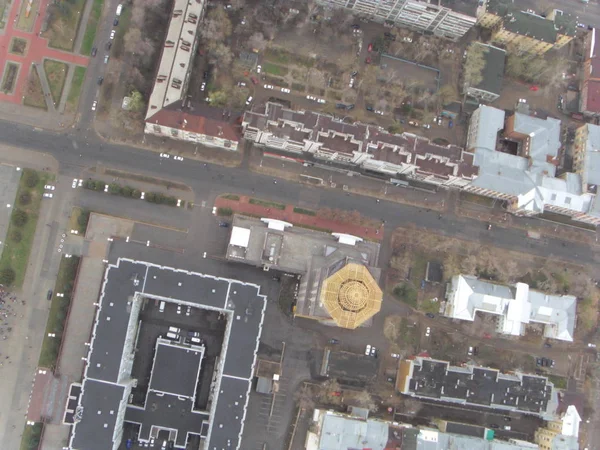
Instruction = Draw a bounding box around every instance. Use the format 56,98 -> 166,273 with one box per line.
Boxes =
317,0 -> 479,41
445,275 -> 577,342
144,0 -> 241,150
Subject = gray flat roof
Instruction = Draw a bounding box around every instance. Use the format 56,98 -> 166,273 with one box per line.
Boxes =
149,341 -> 203,398
70,379 -> 126,450
70,259 -> 267,450
210,376 -> 253,450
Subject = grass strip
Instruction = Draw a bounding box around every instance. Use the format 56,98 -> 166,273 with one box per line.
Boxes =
66,66 -> 86,112
80,0 -> 104,55
249,198 -> 286,210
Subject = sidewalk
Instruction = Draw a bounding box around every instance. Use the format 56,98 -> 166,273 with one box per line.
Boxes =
214,195 -> 384,241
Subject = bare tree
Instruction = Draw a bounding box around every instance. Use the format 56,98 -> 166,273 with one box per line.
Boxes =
353,391 -> 378,412
463,43 -> 486,94
201,9 -> 232,42
208,43 -> 233,68
130,3 -> 146,28
248,32 -> 268,52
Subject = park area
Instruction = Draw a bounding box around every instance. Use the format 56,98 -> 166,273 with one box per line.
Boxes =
43,0 -> 86,51
43,59 -> 68,106
1,62 -> 19,94
23,65 -> 46,109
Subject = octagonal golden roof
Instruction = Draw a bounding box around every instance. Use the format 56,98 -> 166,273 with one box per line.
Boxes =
320,262 -> 382,329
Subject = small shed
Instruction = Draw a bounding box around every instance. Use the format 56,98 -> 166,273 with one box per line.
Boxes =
425,261 -> 443,283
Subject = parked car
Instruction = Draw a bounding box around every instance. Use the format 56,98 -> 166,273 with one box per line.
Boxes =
43,192 -> 53,198
422,124 -> 431,129
408,120 -> 418,127
365,344 -> 371,355
250,76 -> 258,85
391,353 -> 400,358
245,96 -> 253,105
346,104 -> 355,110
365,105 -> 374,112
46,290 -> 53,301
200,82 -> 206,91
97,76 -> 104,85
110,30 -> 116,40
104,55 -> 109,64
365,57 -> 372,64
281,87 -> 291,93
425,327 -> 431,337
219,222 -> 229,228
306,95 -> 316,101
329,339 -> 339,344
317,98 -> 326,104
264,84 -> 274,90
91,46 -> 97,57
257,65 -> 262,73
113,18 -> 119,26
91,100 -> 97,111
467,346 -> 474,356
448,120 -> 453,129
105,41 -> 112,51
44,185 -> 55,190
426,313 -> 435,318
370,346 -> 378,357
367,43 -> 373,52
351,71 -> 358,77
336,103 -> 347,109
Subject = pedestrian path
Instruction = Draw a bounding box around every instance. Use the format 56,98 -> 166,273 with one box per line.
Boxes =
214,195 -> 383,241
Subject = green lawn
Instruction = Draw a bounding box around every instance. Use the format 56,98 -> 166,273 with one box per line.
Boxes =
0,169 -> 50,288
38,255 -> 81,369
66,66 -> 86,112
68,206 -> 90,235
80,0 -> 104,55
19,422 -> 43,450
263,62 -> 289,77
43,59 -> 69,106
23,66 -> 47,110
249,198 -> 286,210
44,0 -> 86,51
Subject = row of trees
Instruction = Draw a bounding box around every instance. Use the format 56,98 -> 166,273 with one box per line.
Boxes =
83,179 -> 179,206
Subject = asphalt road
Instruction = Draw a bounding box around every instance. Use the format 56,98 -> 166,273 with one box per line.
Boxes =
2,119 -> 598,272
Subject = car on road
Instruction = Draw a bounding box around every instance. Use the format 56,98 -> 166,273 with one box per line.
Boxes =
408,120 -> 418,127
219,222 -> 229,228
177,305 -> 182,314
104,55 -> 109,64
113,18 -> 119,26
329,339 -> 339,344
367,43 -> 373,52
91,47 -> 97,57
422,124 -> 431,129
365,344 -> 371,355
490,424 -> 499,429
306,95 -> 316,101
105,42 -> 112,51
245,96 -> 253,105
43,192 -> 53,198
448,120 -> 453,128
91,100 -> 97,111
365,105 -> 374,112
44,185 -> 55,190
97,76 -> 104,85
250,76 -> 258,85
365,56 -> 372,64
257,65 -> 262,73
391,353 -> 400,358
425,327 -> 431,337
281,87 -> 290,93
317,98 -> 326,104
200,82 -> 206,91
160,153 -> 170,158
174,156 -> 183,161
467,346 -> 474,356
110,30 -> 116,40
264,84 -> 274,90
46,290 -> 53,301
426,313 -> 435,318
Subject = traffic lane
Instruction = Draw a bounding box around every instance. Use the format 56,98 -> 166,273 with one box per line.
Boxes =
0,119 -> 596,266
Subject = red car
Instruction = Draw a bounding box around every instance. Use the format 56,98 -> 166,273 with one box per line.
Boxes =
365,57 -> 372,64
251,76 -> 259,85
529,85 -> 539,91
367,43 -> 373,52
483,332 -> 492,339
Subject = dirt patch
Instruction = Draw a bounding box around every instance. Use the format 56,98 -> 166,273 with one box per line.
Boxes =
9,37 -> 28,56
1,62 -> 19,94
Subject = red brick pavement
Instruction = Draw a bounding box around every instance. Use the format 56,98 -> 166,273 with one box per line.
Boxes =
215,195 -> 384,241
0,0 -> 89,104
26,368 -> 52,422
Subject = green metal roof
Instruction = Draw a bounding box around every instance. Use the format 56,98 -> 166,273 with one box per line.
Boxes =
503,11 -> 557,43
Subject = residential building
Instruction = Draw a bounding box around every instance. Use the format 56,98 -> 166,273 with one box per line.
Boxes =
444,275 -> 577,342
225,215 -> 382,329
144,0 -> 242,150
580,28 -> 600,117
414,428 -> 540,449
573,123 -> 600,194
477,2 -> 575,53
465,105 -> 600,225
464,43 -> 506,102
396,356 -> 558,419
243,102 -> 478,188
535,405 -> 581,450
317,0 -> 479,41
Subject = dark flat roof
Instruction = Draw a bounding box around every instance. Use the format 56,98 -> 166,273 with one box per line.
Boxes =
446,422 -> 485,438
210,376 -> 253,450
149,342 -> 203,398
70,379 -> 126,450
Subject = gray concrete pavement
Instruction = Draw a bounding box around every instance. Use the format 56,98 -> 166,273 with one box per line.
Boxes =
0,165 -> 22,252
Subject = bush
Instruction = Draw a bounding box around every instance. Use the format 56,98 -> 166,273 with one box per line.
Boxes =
108,183 -> 122,195
19,192 -> 31,206
23,170 -> 39,188
121,186 -> 133,197
131,189 -> 141,199
393,282 -> 417,308
12,209 -> 28,227
10,229 -> 22,243
0,267 -> 16,286
77,209 -> 90,229
217,207 -> 233,216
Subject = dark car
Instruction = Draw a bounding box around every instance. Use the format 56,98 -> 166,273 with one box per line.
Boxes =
351,71 -> 358,77
504,417 -> 511,422
97,76 -> 104,85
113,18 -> 119,26
426,313 -> 435,318
346,104 -> 355,111
219,222 -> 229,228
336,103 -> 347,109
366,105 -> 374,112
46,289 -> 53,301
448,120 -> 453,129
351,24 -> 360,29
91,46 -> 97,57
329,338 -> 339,344
544,342 -> 552,348
203,71 -> 209,80
105,41 -> 112,51
384,32 -> 396,41
490,424 -> 499,429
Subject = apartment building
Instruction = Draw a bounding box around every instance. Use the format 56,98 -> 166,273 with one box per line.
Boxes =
580,28 -> 600,117
144,0 -> 242,151
573,123 -> 600,194
464,43 -> 505,102
317,0 -> 479,41
477,1 -> 575,54
242,102 -> 478,188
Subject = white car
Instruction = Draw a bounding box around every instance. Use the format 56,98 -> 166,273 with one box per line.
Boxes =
425,327 -> 431,337
140,192 -> 145,200
177,305 -> 182,314
44,185 -> 55,190
306,95 -> 316,101
78,179 -> 83,187
391,353 -> 400,359
160,153 -> 170,159
91,100 -> 97,111
72,178 -> 78,188
104,184 -> 109,192
365,344 -> 371,356
264,84 -> 274,90
245,96 -> 253,105
186,306 -> 191,316
110,30 -> 116,40
256,65 -> 261,73
349,78 -> 355,88
200,82 -> 206,91
281,87 -> 290,93
374,110 -> 384,115
588,343 -> 597,348
104,55 -> 109,64
43,192 -> 53,198
467,346 -> 474,356
237,81 -> 246,87
422,124 -> 431,129
317,98 -> 326,104
174,155 -> 183,161
403,36 -> 413,43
